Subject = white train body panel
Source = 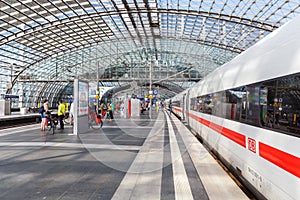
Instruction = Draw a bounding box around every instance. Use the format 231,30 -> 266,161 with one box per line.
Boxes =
186,111 -> 300,200
171,14 -> 300,200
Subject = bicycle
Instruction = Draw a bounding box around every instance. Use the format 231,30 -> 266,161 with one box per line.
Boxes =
46,112 -> 58,134
88,108 -> 103,129
63,112 -> 71,124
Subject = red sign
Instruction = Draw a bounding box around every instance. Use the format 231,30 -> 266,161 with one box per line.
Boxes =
248,138 -> 256,153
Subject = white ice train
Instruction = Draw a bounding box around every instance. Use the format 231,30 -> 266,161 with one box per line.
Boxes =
170,15 -> 300,200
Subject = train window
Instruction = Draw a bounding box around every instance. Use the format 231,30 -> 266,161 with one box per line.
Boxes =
172,100 -> 180,107
202,95 -> 213,114
190,97 -> 198,111
261,74 -> 300,136
226,87 -> 245,121
190,73 -> 300,137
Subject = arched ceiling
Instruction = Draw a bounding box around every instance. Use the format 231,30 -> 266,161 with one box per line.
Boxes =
0,0 -> 300,101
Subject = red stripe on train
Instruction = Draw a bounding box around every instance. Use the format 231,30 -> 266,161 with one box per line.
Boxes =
174,106 -> 245,147
173,107 -> 181,112
259,142 -> 300,178
188,112 -> 246,147
174,108 -> 245,146
174,107 -> 300,178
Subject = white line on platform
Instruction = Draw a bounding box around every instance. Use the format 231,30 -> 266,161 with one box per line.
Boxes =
166,114 -> 194,200
103,126 -> 153,129
0,141 -> 141,151
170,114 -> 249,200
111,112 -> 165,200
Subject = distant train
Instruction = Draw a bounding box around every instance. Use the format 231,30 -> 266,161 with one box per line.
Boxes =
170,14 -> 300,200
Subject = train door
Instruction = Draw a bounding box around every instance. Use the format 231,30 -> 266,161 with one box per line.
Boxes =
182,93 -> 186,121
185,91 -> 190,125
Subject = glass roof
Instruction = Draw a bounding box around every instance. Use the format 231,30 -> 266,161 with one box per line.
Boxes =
0,0 -> 299,106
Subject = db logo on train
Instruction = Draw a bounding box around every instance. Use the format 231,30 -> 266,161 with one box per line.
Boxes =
248,137 -> 256,153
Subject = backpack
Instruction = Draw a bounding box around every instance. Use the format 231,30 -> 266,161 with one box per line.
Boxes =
38,105 -> 45,114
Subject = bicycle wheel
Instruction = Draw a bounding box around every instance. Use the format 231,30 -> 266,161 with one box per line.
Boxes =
63,117 -> 69,124
52,123 -> 56,134
47,120 -> 52,132
89,120 -> 102,129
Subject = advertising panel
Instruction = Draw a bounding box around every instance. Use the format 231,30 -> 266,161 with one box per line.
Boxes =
78,81 -> 88,116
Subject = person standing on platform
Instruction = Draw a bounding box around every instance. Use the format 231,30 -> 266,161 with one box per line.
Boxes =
57,100 -> 66,130
69,101 -> 74,125
111,102 -> 115,114
100,102 -> 107,118
169,101 -> 172,115
99,102 -> 103,114
40,99 -> 49,131
107,102 -> 114,122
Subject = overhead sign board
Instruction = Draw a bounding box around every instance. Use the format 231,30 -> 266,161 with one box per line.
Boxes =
4,94 -> 19,99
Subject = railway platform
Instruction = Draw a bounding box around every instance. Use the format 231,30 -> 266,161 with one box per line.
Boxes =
0,112 -> 40,128
0,109 -> 251,200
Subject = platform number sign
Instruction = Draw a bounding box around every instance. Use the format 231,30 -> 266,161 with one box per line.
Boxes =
248,137 -> 256,153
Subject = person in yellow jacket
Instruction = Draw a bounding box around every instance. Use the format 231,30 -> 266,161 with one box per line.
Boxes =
57,100 -> 66,130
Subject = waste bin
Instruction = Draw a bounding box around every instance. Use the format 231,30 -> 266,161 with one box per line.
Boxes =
20,107 -> 27,115
0,100 -> 11,115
